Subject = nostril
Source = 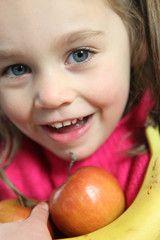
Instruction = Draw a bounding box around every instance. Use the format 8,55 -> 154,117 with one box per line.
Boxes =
34,90 -> 76,109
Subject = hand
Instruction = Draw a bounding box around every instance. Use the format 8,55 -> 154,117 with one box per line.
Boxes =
0,202 -> 53,240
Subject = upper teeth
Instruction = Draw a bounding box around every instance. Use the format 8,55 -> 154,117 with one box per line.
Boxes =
48,118 -> 83,129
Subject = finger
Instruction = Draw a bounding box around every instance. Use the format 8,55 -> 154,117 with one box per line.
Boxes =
29,202 -> 49,224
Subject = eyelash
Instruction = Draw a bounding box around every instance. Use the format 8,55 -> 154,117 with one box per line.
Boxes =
65,47 -> 96,66
1,47 -> 97,78
2,64 -> 31,78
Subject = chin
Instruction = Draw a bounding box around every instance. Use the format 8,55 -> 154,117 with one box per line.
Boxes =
53,145 -> 100,161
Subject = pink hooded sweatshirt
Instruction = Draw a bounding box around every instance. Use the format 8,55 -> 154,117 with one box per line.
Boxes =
0,91 -> 153,208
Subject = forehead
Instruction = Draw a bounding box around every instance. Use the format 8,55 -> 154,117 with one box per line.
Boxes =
0,0 -> 112,49
0,0 -> 108,29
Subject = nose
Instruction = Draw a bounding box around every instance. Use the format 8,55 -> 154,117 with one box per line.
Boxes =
34,71 -> 76,109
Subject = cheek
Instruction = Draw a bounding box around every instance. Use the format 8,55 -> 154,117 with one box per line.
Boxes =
84,63 -> 130,108
0,91 -> 31,125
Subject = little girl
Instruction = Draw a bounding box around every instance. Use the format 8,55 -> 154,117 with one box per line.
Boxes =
0,0 -> 159,239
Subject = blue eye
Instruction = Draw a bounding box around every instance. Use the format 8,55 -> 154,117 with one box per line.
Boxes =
67,49 -> 93,64
5,64 -> 31,77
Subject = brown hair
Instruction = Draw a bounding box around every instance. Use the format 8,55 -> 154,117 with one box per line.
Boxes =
0,0 -> 160,165
141,0 -> 160,122
0,109 -> 21,168
108,0 -> 160,117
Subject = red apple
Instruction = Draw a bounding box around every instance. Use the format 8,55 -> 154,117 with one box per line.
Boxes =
0,198 -> 54,238
49,166 -> 125,237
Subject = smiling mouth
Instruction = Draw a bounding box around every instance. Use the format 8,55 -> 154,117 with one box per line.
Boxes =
46,115 -> 90,134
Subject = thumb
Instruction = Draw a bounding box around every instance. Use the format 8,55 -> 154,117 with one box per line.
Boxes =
29,202 -> 49,223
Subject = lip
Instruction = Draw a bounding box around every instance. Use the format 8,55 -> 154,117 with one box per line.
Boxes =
41,114 -> 94,144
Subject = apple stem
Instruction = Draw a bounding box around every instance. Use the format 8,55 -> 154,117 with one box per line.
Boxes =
0,165 -> 36,208
68,152 -> 77,178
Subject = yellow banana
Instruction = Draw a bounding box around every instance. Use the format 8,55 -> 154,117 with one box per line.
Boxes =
55,123 -> 160,240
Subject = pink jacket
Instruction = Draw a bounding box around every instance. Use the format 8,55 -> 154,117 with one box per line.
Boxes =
0,91 -> 153,208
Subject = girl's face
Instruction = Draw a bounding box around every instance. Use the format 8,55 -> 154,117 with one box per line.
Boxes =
0,0 -> 130,160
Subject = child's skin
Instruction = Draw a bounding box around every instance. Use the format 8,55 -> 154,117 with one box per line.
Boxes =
0,202 -> 52,240
0,0 -> 130,162
0,0 -> 134,238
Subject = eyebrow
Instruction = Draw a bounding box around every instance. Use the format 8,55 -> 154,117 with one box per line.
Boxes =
0,48 -> 25,60
0,29 -> 105,60
57,29 -> 105,46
